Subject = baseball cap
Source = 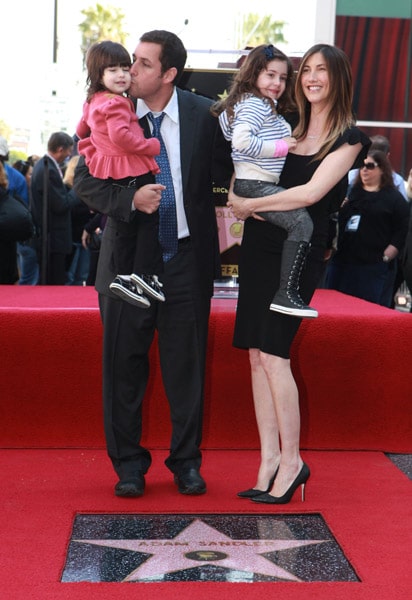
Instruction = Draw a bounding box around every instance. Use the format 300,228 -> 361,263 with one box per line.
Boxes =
0,136 -> 9,157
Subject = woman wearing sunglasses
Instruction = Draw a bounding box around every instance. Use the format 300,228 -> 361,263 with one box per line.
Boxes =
327,149 -> 409,306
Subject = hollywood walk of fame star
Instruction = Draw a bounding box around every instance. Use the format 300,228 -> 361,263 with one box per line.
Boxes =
75,518 -> 328,582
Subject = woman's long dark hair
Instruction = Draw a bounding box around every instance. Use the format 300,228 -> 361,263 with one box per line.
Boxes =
294,44 -> 355,160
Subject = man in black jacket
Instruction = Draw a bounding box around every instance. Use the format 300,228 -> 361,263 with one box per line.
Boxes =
74,30 -> 232,497
31,132 -> 75,284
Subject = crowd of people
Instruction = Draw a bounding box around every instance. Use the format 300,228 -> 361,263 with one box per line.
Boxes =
0,134 -> 103,285
1,31 -> 411,503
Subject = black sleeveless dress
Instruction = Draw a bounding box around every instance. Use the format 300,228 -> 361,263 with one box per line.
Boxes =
233,126 -> 370,358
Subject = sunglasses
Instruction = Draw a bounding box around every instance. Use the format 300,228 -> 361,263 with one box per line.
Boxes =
362,161 -> 379,170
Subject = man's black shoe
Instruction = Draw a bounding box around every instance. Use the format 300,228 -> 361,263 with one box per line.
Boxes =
174,468 -> 206,495
114,473 -> 145,497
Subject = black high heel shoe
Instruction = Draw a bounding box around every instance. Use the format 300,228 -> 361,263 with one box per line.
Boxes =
251,463 -> 310,504
237,468 -> 279,498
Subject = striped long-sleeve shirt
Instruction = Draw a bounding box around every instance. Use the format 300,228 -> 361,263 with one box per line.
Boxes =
218,94 -> 291,184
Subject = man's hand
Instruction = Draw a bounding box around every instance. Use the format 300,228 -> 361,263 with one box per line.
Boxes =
133,183 -> 165,213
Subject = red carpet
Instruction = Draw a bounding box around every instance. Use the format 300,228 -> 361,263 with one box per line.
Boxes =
1,286 -> 411,452
1,449 -> 411,599
1,287 -> 411,597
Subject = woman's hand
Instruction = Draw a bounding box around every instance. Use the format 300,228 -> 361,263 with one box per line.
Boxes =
133,183 -> 165,213
227,189 -> 254,220
227,190 -> 265,221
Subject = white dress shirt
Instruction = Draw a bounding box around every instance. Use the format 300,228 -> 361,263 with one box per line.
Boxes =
137,90 -> 190,239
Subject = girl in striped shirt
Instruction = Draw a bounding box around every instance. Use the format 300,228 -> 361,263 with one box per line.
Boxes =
213,44 -> 317,318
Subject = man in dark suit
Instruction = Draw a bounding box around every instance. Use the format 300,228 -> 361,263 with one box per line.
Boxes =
74,30 -> 232,497
31,132 -> 76,284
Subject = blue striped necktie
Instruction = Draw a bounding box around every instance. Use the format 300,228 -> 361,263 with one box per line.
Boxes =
148,112 -> 178,262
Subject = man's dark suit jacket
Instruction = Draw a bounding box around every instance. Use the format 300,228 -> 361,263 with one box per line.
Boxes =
74,87 -> 232,298
31,156 -> 74,255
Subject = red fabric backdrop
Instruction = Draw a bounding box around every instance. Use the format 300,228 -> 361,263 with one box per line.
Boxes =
335,15 -> 412,174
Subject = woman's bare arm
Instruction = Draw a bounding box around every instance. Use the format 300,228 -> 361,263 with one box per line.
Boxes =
227,142 -> 362,220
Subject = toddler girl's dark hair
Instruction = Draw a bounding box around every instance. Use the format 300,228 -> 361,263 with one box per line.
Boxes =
85,40 -> 132,101
211,44 -> 296,120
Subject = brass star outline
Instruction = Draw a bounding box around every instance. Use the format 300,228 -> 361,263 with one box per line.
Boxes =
75,518 -> 328,582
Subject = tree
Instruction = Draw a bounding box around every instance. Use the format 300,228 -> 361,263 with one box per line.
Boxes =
238,14 -> 287,48
78,3 -> 127,66
0,120 -> 13,143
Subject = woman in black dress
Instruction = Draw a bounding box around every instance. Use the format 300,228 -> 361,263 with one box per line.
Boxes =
227,44 -> 370,504
327,149 -> 409,307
